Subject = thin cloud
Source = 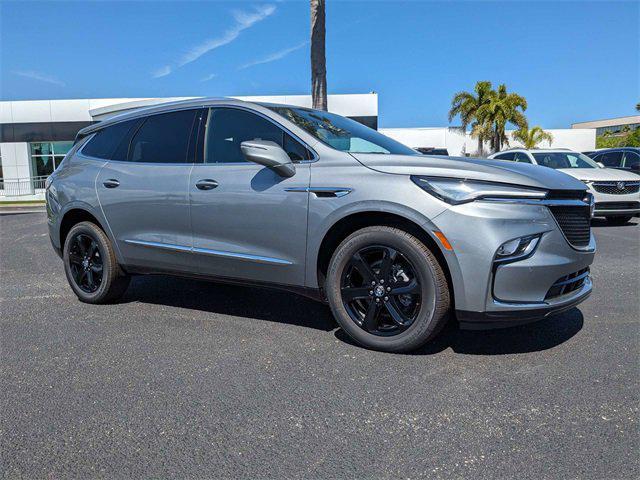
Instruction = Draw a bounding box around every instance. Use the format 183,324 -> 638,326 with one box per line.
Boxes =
12,70 -> 65,87
201,73 -> 218,82
239,41 -> 308,70
152,4 -> 276,78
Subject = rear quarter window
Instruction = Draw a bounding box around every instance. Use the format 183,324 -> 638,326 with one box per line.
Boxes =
81,119 -> 140,160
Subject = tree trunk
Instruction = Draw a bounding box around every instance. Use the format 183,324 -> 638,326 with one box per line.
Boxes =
477,137 -> 483,156
310,0 -> 327,111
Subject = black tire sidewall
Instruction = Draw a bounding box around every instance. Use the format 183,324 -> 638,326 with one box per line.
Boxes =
63,222 -> 117,303
326,228 -> 448,352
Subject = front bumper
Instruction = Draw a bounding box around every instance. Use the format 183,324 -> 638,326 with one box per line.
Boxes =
432,199 -> 595,329
457,276 -> 592,330
589,186 -> 640,217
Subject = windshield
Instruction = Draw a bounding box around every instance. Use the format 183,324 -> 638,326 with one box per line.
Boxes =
532,152 -> 599,169
265,105 -> 417,155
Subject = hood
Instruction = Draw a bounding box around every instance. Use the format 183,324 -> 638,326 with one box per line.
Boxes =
351,154 -> 587,191
557,167 -> 640,182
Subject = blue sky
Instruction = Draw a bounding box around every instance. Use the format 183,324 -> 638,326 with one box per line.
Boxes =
1,0 -> 638,128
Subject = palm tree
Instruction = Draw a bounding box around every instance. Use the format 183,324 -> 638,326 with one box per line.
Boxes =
512,126 -> 554,149
479,84 -> 528,152
636,102 -> 640,111
448,81 -> 494,155
310,0 -> 327,111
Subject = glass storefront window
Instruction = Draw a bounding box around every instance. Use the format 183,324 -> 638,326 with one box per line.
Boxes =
30,141 -> 73,178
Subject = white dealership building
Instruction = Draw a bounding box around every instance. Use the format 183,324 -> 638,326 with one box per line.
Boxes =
0,93 -> 595,201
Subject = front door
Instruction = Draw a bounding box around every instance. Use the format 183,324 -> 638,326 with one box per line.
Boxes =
95,109 -> 199,272
189,107 -> 311,286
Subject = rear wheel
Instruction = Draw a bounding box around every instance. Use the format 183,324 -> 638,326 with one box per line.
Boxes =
605,216 -> 632,225
63,221 -> 130,303
326,226 -> 450,352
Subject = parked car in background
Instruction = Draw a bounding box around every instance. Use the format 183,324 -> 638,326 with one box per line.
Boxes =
489,149 -> 640,224
585,148 -> 640,174
46,99 -> 595,352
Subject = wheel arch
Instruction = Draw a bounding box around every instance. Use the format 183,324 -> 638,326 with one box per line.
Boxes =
59,207 -> 107,250
314,210 -> 456,307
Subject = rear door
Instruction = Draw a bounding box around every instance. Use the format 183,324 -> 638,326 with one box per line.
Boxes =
188,107 -> 311,286
94,109 -> 199,272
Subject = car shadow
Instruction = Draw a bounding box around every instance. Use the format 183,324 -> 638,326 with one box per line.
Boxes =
335,308 -> 584,355
122,274 -> 584,354
121,274 -> 337,332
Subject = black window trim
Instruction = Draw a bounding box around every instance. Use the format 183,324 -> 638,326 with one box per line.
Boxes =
196,105 -> 319,165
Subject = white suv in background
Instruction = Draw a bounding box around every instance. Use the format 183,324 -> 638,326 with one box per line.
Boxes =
488,149 -> 640,224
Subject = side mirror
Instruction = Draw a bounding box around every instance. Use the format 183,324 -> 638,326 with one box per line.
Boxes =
240,140 -> 296,178
597,162 -> 605,168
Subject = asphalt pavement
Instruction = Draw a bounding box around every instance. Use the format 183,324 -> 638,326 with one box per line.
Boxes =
1,213 -> 638,479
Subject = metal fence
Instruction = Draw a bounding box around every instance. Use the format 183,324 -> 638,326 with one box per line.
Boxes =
0,176 -> 48,197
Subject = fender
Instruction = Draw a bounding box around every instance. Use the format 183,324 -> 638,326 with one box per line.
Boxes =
304,199 -> 466,304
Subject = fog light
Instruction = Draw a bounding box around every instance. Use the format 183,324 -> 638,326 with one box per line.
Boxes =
495,234 -> 541,263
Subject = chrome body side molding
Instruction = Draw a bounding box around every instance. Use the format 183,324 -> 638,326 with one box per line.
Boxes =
123,239 -> 291,265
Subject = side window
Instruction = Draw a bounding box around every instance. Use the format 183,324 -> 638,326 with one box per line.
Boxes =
624,151 -> 639,169
128,110 -> 197,163
204,108 -> 311,164
283,133 -> 312,161
495,152 -> 515,161
599,151 -> 623,167
513,152 -> 532,163
82,119 -> 139,159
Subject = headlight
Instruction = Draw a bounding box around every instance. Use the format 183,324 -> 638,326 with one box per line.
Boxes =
411,176 -> 547,205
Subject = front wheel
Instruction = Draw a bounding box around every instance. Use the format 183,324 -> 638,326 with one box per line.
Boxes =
605,216 -> 632,225
63,221 -> 130,304
326,227 -> 450,352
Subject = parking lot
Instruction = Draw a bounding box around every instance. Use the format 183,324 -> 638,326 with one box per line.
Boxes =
1,212 -> 638,479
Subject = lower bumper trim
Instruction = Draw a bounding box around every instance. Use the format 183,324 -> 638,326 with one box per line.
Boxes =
457,282 -> 592,330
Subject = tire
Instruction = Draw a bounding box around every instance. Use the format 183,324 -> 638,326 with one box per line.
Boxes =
326,226 -> 450,353
63,221 -> 130,304
605,216 -> 632,225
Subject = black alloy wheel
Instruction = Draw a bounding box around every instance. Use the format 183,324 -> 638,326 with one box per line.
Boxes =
63,221 -> 130,304
326,226 -> 450,353
341,245 -> 422,336
68,233 -> 104,293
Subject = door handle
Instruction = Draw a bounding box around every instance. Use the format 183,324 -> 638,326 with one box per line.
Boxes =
103,179 -> 120,188
196,179 -> 219,190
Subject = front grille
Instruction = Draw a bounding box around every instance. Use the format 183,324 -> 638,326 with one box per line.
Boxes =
547,189 -> 589,201
592,182 -> 640,195
595,201 -> 640,211
545,268 -> 589,300
548,205 -> 591,248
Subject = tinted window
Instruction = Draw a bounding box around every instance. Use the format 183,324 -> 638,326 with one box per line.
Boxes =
283,133 -> 311,161
513,152 -> 532,163
129,110 -> 196,163
495,152 -> 515,160
624,151 -> 639,169
204,108 -> 311,164
82,119 -> 139,159
598,151 -> 624,167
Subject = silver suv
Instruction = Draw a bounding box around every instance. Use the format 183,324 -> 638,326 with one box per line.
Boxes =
46,99 -> 595,352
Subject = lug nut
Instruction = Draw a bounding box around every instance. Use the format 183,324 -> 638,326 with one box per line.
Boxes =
371,281 -> 376,285
380,279 -> 384,284
387,287 -> 391,291
369,290 -> 373,295
384,296 -> 388,301
375,298 -> 380,303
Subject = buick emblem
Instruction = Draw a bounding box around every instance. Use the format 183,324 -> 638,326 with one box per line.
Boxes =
617,182 -> 625,190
